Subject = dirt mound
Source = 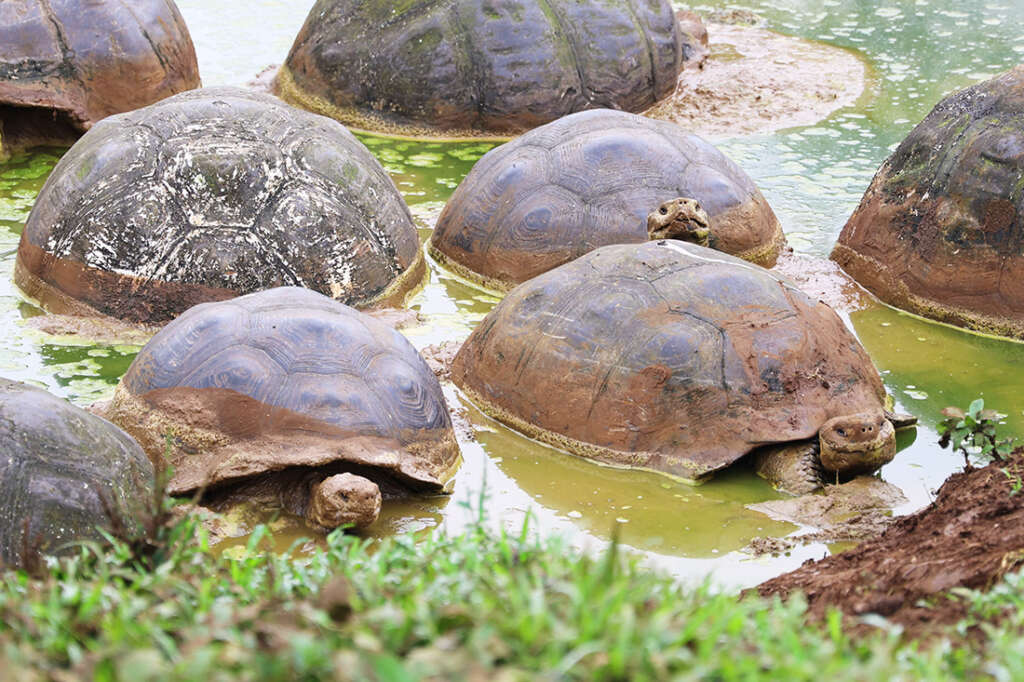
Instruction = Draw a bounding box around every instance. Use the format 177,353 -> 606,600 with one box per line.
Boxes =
645,21 -> 867,138
756,457 -> 1024,642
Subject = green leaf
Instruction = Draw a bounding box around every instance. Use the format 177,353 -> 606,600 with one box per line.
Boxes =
969,398 -> 985,418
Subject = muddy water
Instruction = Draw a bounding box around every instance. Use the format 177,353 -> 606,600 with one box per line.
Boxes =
2,0 -> 1023,587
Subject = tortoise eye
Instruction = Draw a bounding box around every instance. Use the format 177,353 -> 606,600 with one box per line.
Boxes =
836,428 -> 847,437
659,207 -> 668,215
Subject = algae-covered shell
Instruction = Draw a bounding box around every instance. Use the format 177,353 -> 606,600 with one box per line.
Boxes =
452,240 -> 885,481
0,379 -> 154,569
0,0 -> 199,157
105,287 -> 460,497
275,0 -> 682,137
832,66 -> 1024,340
15,87 -> 422,324
430,109 -> 784,291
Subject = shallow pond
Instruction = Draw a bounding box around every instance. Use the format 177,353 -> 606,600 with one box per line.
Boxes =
2,0 -> 1023,588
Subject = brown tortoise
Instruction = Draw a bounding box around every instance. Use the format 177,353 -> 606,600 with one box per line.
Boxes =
100,287 -> 461,531
0,378 -> 155,569
452,240 -> 913,494
832,66 -> 1024,340
15,87 -> 423,324
429,109 -> 784,292
0,0 -> 200,159
274,0 -> 683,138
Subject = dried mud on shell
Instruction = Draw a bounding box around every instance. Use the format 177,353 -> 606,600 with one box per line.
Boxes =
756,457 -> 1024,643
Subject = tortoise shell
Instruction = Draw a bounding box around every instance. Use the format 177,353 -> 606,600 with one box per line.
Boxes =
15,87 -> 422,324
452,240 -> 885,481
105,287 -> 460,496
832,66 -> 1024,340
429,109 -> 784,291
274,0 -> 682,138
0,0 -> 199,158
0,378 -> 154,568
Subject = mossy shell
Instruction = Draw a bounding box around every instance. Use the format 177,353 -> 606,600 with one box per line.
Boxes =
452,241 -> 886,481
832,65 -> 1024,340
106,287 -> 460,496
430,109 -> 784,291
0,0 -> 199,156
0,379 -> 154,569
275,0 -> 682,138
15,87 -> 423,324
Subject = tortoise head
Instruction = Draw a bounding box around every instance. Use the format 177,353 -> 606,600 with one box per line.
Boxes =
308,473 -> 382,531
817,411 -> 896,477
647,198 -> 711,246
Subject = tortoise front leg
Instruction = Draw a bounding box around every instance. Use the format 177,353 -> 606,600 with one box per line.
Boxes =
307,473 -> 382,531
752,440 -> 825,495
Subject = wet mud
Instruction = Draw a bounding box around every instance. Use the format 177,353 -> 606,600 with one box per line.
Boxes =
645,22 -> 867,138
772,250 -> 876,315
757,456 -> 1024,643
746,476 -> 907,554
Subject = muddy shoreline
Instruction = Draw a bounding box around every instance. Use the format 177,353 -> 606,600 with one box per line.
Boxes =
757,455 -> 1024,643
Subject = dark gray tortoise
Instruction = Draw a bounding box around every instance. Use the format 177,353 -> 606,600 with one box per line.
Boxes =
15,87 -> 422,324
274,0 -> 682,138
833,65 -> 1024,340
0,378 -> 154,569
429,109 -> 784,292
452,240 -> 913,494
100,287 -> 461,531
0,0 -> 199,159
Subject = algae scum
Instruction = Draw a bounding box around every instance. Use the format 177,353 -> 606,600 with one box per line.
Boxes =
3,0 -> 1024,587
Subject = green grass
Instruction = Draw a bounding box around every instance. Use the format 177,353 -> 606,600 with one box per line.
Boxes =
2,510 -> 1024,681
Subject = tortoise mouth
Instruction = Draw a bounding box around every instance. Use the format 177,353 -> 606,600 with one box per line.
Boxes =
0,104 -> 82,157
818,414 -> 896,475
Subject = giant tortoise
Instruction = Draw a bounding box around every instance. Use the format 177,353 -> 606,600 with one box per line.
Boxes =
832,65 -> 1024,340
100,287 -> 461,531
15,87 -> 422,324
0,0 -> 200,159
274,0 -> 682,137
429,109 -> 784,291
0,379 -> 154,569
452,240 -> 911,494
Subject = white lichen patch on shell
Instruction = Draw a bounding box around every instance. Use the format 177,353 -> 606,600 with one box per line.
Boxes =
22,87 -> 420,319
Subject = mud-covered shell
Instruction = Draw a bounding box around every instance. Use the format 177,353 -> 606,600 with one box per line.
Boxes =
0,0 -> 199,150
112,287 -> 459,494
0,378 -> 154,569
832,66 -> 1024,340
452,240 -> 886,481
274,0 -> 682,137
15,87 -> 422,324
429,109 -> 784,291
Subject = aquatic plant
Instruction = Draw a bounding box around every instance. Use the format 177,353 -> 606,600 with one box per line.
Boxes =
938,398 -> 1019,469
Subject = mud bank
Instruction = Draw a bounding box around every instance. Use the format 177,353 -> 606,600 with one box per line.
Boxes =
646,22 -> 868,138
757,456 -> 1024,643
